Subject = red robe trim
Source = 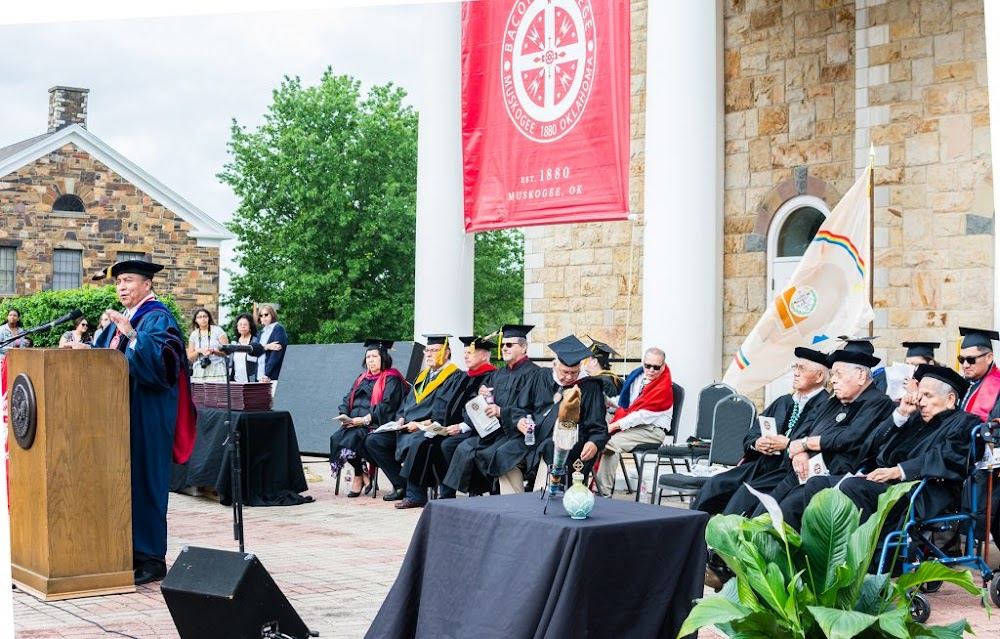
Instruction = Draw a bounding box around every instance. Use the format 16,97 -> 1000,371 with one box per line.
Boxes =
173,366 -> 198,464
965,365 -> 1000,421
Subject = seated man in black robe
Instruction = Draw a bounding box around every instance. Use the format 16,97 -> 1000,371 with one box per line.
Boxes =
365,334 -> 462,504
399,335 -> 498,502
799,365 -> 979,528
442,324 -> 542,495
692,346 -> 829,516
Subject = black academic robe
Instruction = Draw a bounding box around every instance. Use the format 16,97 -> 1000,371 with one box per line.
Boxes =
329,374 -> 405,460
387,365 -> 462,463
692,389 -> 826,516
401,368 -> 493,488
592,370 -> 623,399
442,357 -> 542,493
803,408 -> 981,523
752,383 -> 895,518
536,376 -> 610,478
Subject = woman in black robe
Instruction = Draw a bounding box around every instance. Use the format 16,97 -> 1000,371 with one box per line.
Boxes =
329,340 -> 406,496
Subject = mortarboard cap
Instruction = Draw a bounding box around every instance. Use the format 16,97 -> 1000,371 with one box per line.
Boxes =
422,334 -> 452,346
459,335 -> 496,351
499,324 -> 534,340
913,364 -> 969,399
828,347 -> 880,369
901,341 -> 940,359
92,259 -> 164,281
547,335 -> 592,367
363,339 -> 394,351
585,336 -> 619,367
959,326 -> 999,351
793,346 -> 829,368
837,335 -> 877,355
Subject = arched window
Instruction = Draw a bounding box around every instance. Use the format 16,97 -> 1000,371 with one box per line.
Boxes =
776,206 -> 825,258
52,194 -> 86,213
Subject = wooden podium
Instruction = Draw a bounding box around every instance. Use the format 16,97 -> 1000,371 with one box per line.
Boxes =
7,348 -> 135,600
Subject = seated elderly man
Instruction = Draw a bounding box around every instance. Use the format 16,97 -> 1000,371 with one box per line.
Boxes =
692,346 -> 829,516
593,347 -> 674,497
797,364 -> 979,533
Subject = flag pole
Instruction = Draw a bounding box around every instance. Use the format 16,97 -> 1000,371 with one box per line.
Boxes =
867,144 -> 875,337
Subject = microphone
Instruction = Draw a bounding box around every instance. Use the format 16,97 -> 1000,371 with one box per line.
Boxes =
219,342 -> 266,356
30,309 -> 84,333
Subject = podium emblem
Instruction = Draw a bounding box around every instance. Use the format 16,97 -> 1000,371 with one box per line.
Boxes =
11,373 -> 37,450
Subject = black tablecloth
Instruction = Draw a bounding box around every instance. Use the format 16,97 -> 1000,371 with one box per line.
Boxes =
170,408 -> 312,506
366,493 -> 709,639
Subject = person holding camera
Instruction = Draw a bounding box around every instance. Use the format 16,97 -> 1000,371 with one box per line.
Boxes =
186,308 -> 229,382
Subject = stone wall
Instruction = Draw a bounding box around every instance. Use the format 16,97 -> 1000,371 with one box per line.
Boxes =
0,142 -> 221,318
522,0 -> 647,369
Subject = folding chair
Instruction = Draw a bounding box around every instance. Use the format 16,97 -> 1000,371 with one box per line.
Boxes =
617,382 -> 685,495
877,424 -> 1000,619
633,382 -> 735,502
654,393 -> 755,504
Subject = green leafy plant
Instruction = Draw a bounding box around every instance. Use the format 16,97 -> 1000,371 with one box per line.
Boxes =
0,286 -> 186,348
680,483 -> 988,639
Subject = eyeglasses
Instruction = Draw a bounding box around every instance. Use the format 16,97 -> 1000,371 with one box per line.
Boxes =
501,342 -> 518,349
259,313 -> 270,317
958,353 -> 988,366
643,363 -> 662,371
79,323 -> 88,328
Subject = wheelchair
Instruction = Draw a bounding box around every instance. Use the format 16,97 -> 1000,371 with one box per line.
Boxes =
877,423 -> 1000,622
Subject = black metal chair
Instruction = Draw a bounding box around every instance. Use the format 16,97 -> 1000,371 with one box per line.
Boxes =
633,382 -> 735,502
655,393 -> 756,504
615,382 -> 685,495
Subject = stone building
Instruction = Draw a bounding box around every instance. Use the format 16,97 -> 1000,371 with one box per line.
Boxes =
0,86 -> 230,314
514,0 -> 996,409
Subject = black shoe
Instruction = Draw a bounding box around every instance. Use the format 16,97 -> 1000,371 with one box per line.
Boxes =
134,561 -> 167,586
383,488 -> 406,502
394,498 -> 426,510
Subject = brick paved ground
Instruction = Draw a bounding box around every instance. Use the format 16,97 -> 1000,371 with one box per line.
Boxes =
12,458 -> 1000,637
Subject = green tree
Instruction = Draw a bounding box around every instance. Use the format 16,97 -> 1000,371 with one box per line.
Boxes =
473,229 -> 524,336
219,70 -> 419,343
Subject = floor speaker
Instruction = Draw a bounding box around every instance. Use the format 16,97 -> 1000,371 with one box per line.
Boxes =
161,546 -> 310,639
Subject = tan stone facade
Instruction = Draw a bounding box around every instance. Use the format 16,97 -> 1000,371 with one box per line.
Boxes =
523,0 -> 993,377
0,142 -> 221,313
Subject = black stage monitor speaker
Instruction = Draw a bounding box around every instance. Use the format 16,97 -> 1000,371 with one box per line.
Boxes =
161,546 -> 310,639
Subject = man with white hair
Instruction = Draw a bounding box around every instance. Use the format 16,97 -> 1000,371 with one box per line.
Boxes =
693,346 -> 829,516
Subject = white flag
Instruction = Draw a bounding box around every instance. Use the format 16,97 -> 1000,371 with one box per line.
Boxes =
723,167 -> 873,394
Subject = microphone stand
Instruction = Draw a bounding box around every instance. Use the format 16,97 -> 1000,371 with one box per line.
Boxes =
224,352 -> 246,552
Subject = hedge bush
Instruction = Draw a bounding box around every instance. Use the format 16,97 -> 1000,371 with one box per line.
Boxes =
0,286 -> 187,348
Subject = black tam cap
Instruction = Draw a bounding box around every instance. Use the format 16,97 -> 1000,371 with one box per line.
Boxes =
500,324 -> 534,340
460,335 -> 496,351
586,336 -> 619,367
914,364 -> 970,399
422,334 -> 451,346
901,341 -> 940,359
92,260 -> 164,281
548,335 -> 592,367
829,337 -> 880,368
793,346 -> 829,368
959,327 -> 999,351
363,339 -> 394,351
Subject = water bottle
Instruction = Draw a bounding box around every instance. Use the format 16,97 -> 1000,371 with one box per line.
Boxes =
524,414 -> 535,446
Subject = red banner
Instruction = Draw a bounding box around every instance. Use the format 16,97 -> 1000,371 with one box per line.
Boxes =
462,0 -> 631,232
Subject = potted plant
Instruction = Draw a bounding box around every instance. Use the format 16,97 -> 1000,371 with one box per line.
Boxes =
679,483 -> 988,639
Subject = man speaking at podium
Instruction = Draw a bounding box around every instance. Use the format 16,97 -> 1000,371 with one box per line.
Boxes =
93,259 -> 197,585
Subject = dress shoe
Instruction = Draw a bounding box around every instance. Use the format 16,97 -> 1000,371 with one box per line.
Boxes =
394,499 -> 426,510
134,562 -> 167,586
383,488 -> 406,502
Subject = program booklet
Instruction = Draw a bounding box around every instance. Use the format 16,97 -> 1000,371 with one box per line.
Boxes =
465,396 -> 501,438
757,416 -> 778,438
800,452 -> 830,484
418,421 -> 451,437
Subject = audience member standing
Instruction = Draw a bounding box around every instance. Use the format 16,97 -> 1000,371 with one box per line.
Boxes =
228,313 -> 260,382
256,304 -> 287,382
92,312 -> 112,346
187,308 -> 229,382
0,309 -> 31,360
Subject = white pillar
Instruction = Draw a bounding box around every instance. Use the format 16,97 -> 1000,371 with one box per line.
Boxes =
642,0 -> 723,438
985,2 -> 1000,326
414,2 -> 474,360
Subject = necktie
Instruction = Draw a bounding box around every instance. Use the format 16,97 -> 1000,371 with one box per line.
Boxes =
786,400 -> 802,435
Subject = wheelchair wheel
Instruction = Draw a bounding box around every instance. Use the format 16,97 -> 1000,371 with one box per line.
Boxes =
919,580 -> 943,593
990,573 -> 1000,608
909,593 -> 931,623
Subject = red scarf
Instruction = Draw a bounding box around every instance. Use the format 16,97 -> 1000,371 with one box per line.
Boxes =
468,363 -> 497,377
613,368 -> 674,421
349,368 -> 408,410
965,364 -> 1000,421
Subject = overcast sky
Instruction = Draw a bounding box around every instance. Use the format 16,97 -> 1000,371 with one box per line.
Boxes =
0,2 -> 431,308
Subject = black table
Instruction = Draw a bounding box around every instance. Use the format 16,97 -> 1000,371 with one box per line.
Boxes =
170,408 -> 313,506
366,492 -> 709,639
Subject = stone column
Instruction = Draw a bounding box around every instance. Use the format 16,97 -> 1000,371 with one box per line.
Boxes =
413,2 -> 474,359
642,0 -> 723,437
985,1 -> 1000,325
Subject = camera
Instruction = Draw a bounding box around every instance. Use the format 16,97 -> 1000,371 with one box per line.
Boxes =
199,356 -> 212,369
